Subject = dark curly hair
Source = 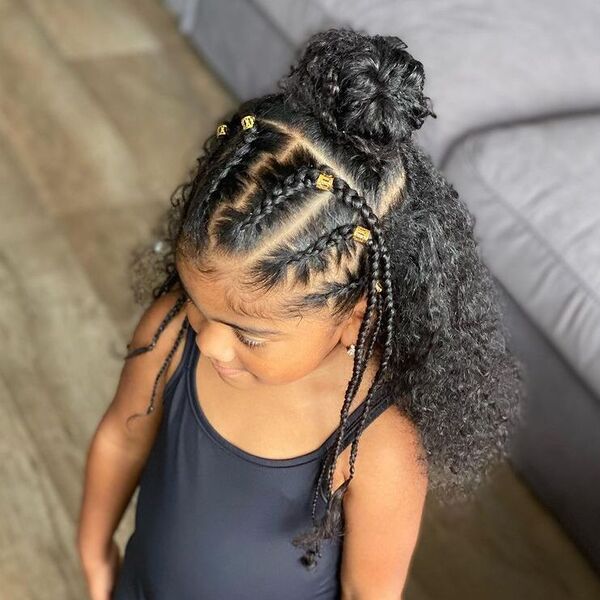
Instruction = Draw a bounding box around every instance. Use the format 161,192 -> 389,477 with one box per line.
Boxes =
124,27 -> 524,569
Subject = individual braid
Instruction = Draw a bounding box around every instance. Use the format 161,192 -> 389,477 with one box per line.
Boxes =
293,234 -> 384,566
176,119 -> 233,223
124,293 -> 187,358
122,294 -> 189,429
234,168 -> 320,236
151,269 -> 179,299
291,223 -> 356,262
308,280 -> 384,551
347,249 -> 392,469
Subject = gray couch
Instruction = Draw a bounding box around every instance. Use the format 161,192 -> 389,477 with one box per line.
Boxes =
164,0 -> 600,571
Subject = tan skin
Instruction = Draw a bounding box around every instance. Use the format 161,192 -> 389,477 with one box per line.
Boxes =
172,256 -> 428,599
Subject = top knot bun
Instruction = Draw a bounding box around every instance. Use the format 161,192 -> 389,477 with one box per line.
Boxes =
278,28 -> 436,152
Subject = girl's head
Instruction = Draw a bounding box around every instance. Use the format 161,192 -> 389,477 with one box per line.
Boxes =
128,28 -> 523,568
175,247 -> 374,388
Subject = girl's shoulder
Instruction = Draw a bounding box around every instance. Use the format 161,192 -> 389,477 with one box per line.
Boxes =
104,292 -> 188,448
127,290 -> 189,390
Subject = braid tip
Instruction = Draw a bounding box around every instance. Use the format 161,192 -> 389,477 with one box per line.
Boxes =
299,541 -> 322,570
124,346 -> 151,359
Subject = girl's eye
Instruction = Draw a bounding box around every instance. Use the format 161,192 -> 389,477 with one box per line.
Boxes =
234,329 -> 265,349
186,297 -> 264,349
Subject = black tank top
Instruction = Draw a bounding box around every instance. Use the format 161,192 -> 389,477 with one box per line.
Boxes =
113,317 -> 394,599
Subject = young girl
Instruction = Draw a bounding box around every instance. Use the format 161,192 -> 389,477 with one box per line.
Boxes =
76,27 -> 522,600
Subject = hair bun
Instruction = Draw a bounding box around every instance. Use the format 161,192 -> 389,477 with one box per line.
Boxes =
278,28 -> 436,152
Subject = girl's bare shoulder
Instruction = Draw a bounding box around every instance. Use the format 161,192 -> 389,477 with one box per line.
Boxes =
129,290 -> 188,385
101,291 -> 188,448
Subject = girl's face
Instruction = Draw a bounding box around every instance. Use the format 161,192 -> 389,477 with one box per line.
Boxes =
176,257 -> 368,390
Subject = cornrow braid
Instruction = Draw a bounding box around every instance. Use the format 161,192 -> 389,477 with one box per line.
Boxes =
172,117 -> 234,221
185,114 -> 262,243
287,222 -> 356,264
135,116 -> 239,309
226,165 -> 354,291
188,119 -> 232,204
235,167 -> 320,236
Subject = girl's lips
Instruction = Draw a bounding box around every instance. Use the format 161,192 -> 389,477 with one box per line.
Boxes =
211,361 -> 245,376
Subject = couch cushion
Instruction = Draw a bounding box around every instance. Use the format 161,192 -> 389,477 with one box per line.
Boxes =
166,0 -> 600,164
443,113 -> 600,400
254,0 -> 600,165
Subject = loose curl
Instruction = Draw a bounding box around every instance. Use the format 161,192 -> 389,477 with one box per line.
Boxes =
124,27 -> 523,570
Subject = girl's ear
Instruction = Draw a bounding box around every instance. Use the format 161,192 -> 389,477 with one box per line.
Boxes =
353,294 -> 368,321
339,295 -> 368,347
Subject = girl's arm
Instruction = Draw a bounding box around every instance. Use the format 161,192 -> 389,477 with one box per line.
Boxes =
75,424 -> 151,574
75,292 -> 185,570
340,406 -> 427,600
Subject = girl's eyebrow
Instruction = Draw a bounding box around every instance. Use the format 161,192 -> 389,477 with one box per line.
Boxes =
178,276 -> 281,337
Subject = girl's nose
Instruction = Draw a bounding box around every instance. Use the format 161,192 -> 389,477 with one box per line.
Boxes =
194,321 -> 237,363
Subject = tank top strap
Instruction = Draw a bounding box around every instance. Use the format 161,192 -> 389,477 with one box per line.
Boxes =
179,316 -> 197,370
163,316 -> 196,398
334,391 -> 395,453
318,392 -> 396,487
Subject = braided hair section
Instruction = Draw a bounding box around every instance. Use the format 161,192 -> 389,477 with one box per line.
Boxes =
289,168 -> 395,568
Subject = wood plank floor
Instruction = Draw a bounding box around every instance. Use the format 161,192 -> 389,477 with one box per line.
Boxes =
0,1 -> 598,598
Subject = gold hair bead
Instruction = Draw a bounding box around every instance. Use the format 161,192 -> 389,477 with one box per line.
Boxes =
315,172 -> 334,191
241,115 -> 256,130
352,225 -> 371,244
375,280 -> 383,293
216,123 -> 228,137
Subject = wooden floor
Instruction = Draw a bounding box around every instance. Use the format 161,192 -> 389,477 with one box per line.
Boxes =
0,1 -> 598,598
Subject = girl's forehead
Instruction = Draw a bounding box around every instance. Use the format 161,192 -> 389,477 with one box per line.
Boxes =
226,283 -> 325,325
224,285 -> 286,321
176,255 -> 323,323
